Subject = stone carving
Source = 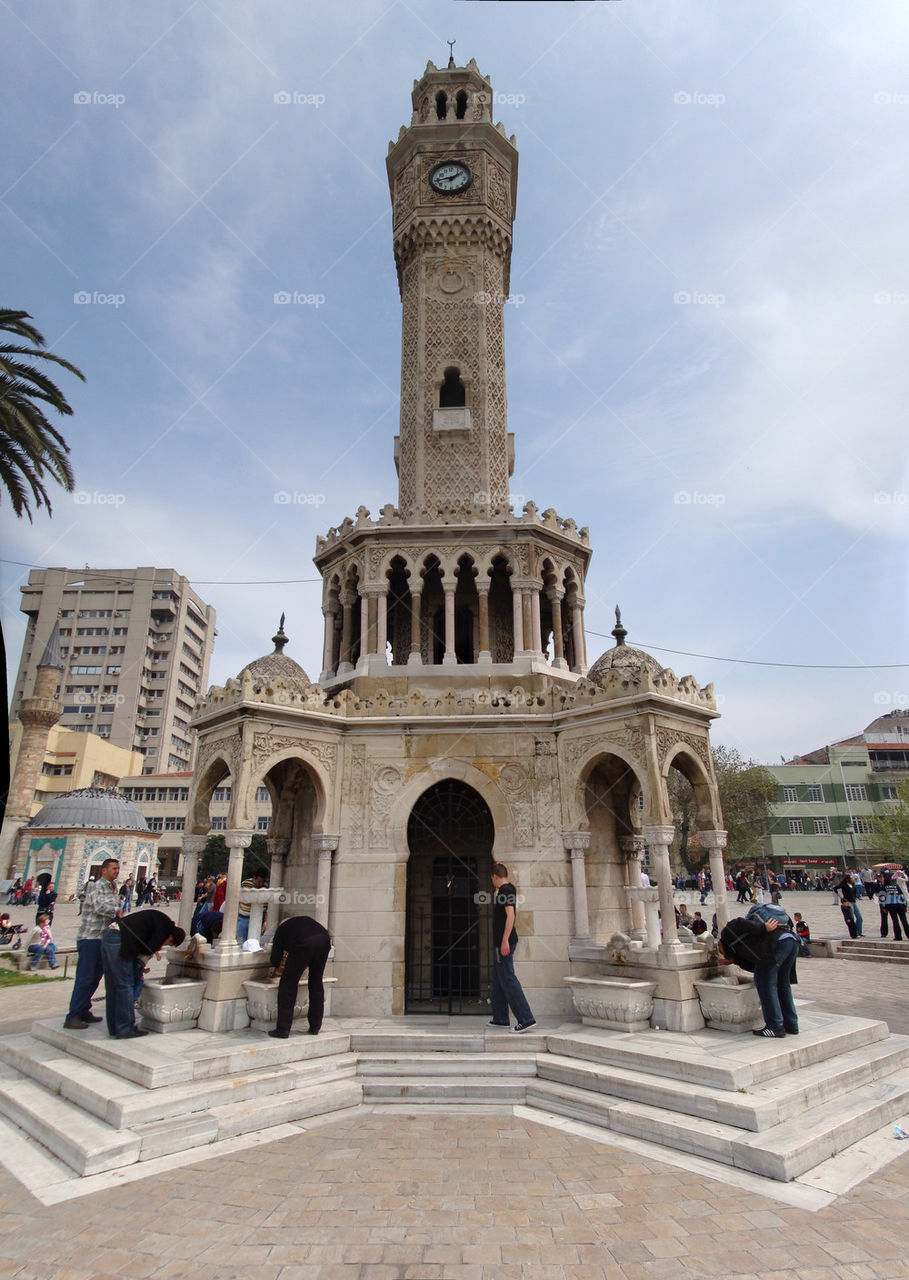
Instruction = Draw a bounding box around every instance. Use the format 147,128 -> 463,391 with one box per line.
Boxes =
251,733 -> 336,775
368,763 -> 403,848
562,725 -> 646,767
393,165 -> 415,223
344,743 -> 366,850
424,253 -> 478,300
487,158 -> 510,220
564,976 -> 657,1030
658,727 -> 711,772
137,978 -> 205,1031
496,762 -> 533,847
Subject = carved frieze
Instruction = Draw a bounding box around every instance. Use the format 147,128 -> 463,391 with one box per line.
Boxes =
367,763 -> 404,848
251,733 -> 336,775
657,727 -> 711,772
562,726 -> 646,767
344,743 -> 366,850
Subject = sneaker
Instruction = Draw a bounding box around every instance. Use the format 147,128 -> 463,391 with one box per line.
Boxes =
486,1020 -> 510,1029
511,1020 -> 537,1034
268,1029 -> 289,1039
752,1027 -> 786,1038
63,1017 -> 89,1030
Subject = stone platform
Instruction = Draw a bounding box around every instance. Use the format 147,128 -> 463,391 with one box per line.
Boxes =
1,1010 -> 908,1204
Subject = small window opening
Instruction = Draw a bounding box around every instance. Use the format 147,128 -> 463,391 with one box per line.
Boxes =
436,91 -> 448,120
439,367 -> 466,408
455,91 -> 468,120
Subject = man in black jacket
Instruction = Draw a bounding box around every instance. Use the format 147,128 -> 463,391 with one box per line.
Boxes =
718,911 -> 799,1039
100,908 -> 185,1039
266,915 -> 332,1039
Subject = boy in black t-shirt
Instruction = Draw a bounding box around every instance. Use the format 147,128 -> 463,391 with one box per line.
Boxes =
488,863 -> 536,1033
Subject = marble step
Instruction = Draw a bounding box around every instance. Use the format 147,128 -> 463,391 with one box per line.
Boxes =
28,1019 -> 351,1088
526,1069 -> 909,1182
348,1029 -> 548,1054
362,1075 -> 528,1103
544,1017 -> 889,1091
537,1036 -> 909,1133
835,942 -> 909,964
0,1033 -> 358,1128
207,1078 -> 362,1142
357,1052 -> 537,1078
0,1075 -> 141,1176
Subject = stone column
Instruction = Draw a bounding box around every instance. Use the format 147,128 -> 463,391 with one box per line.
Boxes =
266,837 -> 290,899
512,583 -> 524,656
548,589 -> 566,668
178,834 -> 207,939
643,824 -> 679,951
530,586 -> 543,655
320,606 -> 336,682
359,591 -> 370,660
408,584 -> 423,666
476,583 -> 491,664
442,580 -> 457,666
376,591 -> 388,660
700,829 -> 730,932
338,592 -> 355,672
570,598 -> 587,674
313,833 -> 339,927
619,835 -> 647,935
521,590 -> 533,656
563,831 -> 591,939
217,830 -> 253,951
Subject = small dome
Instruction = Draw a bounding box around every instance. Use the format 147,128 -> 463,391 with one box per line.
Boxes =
27,787 -> 151,832
238,615 -> 310,687
587,606 -> 664,687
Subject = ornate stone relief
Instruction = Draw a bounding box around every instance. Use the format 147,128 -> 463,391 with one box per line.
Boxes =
657,727 -> 711,771
344,743 -> 366,850
367,763 -> 404,848
251,732 -> 337,776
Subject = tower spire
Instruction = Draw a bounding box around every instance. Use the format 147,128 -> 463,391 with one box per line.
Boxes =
612,605 -> 628,647
447,39 -> 456,69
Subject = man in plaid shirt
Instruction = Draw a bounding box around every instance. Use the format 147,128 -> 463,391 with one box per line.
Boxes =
64,857 -> 121,1030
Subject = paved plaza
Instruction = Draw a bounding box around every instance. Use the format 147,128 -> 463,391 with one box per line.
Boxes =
1,894 -> 908,1280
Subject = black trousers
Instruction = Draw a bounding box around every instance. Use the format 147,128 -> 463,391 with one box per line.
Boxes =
276,934 -> 332,1034
885,903 -> 909,942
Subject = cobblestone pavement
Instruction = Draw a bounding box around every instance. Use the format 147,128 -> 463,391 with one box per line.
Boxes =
1,896 -> 908,1279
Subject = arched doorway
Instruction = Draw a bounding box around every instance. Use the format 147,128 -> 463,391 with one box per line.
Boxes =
405,780 -> 495,1014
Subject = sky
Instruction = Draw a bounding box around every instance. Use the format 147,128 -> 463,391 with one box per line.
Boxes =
2,0 -> 908,766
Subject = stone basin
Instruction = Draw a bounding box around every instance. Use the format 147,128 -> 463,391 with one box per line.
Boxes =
564,975 -> 657,1032
137,977 -> 206,1033
694,974 -> 762,1033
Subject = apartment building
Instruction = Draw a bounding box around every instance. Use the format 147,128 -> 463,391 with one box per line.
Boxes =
11,567 -> 216,775
764,710 -> 909,874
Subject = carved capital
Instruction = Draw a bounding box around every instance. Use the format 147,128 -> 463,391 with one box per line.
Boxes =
181,835 -> 208,857
642,824 -> 675,848
562,830 -> 591,853
313,833 -> 340,855
225,830 -> 254,851
699,829 -> 728,850
619,836 -> 646,859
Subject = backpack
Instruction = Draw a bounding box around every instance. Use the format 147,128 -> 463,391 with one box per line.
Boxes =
747,903 -> 792,930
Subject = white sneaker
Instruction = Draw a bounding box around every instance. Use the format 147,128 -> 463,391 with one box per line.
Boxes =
511,1020 -> 537,1034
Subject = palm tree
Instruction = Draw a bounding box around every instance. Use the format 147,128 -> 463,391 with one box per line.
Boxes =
0,308 -> 84,520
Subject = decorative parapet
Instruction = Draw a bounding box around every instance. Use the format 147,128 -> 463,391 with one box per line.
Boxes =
314,500 -> 590,555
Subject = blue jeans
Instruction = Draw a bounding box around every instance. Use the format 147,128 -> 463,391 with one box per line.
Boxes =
67,938 -> 103,1019
28,942 -> 57,969
101,928 -> 142,1037
753,935 -> 799,1032
236,914 -> 250,944
490,942 -> 534,1027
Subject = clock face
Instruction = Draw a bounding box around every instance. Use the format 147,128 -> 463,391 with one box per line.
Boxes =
429,160 -> 473,195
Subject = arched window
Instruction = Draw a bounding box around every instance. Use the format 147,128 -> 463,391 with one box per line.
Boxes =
455,90 -> 468,120
436,91 -> 448,120
439,366 -> 466,408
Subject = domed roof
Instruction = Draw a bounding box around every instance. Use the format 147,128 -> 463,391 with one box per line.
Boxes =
27,787 -> 151,832
587,608 -> 664,687
238,616 -> 310,687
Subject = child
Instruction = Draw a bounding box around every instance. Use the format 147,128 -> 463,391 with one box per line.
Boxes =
794,912 -> 811,957
25,913 -> 58,970
690,911 -> 708,936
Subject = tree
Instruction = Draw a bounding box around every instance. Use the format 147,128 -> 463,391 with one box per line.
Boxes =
668,746 -> 776,872
0,309 -> 83,519
0,309 -> 84,830
871,777 -> 909,862
199,834 -> 271,882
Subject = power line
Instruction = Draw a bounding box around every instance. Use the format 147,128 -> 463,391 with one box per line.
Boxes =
586,631 -> 909,671
0,559 -> 321,586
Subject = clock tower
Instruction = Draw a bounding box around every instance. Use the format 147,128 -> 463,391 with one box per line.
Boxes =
386,57 -> 518,519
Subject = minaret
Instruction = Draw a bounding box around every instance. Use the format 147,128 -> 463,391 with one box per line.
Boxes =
386,57 -> 518,518
0,621 -> 63,878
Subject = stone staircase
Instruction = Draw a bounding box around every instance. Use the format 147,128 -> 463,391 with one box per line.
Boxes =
834,939 -> 909,965
0,1011 -> 908,1190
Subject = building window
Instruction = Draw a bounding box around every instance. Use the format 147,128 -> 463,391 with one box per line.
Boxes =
210,816 -> 227,831
146,817 -> 164,832
814,817 -> 830,835
782,787 -> 798,803
806,785 -> 823,802
256,816 -> 270,831
164,817 -> 184,831
850,818 -> 873,835
882,785 -> 898,800
255,786 -> 270,802
845,784 -> 867,802
788,819 -> 804,835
